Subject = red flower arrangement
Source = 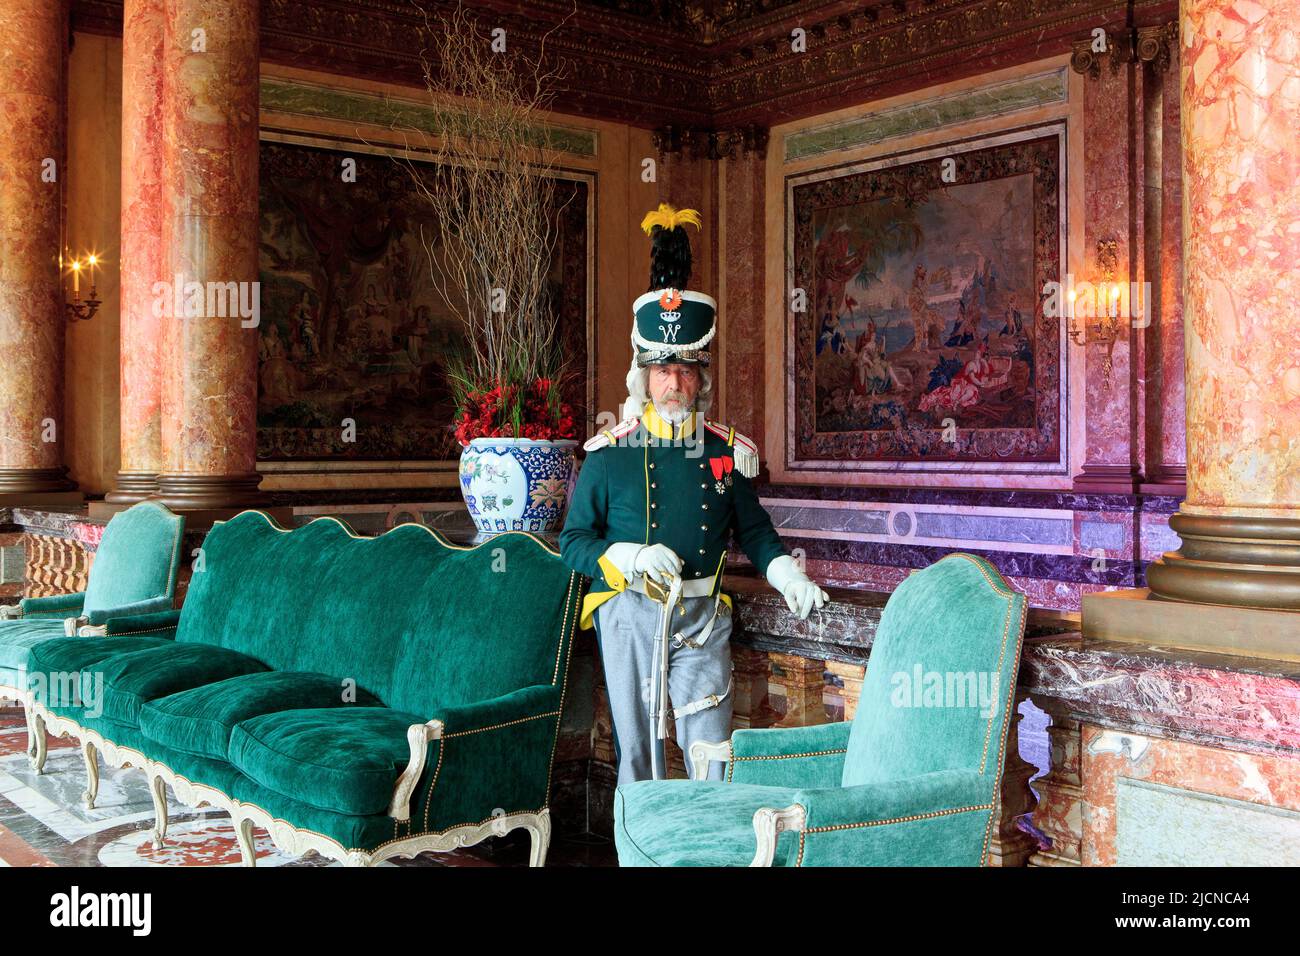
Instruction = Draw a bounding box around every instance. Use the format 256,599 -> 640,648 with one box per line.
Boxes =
453,376 -> 577,446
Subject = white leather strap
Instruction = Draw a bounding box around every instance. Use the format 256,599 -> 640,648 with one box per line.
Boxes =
671,677 -> 733,720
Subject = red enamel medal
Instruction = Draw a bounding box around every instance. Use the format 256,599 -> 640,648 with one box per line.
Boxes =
710,456 -> 732,494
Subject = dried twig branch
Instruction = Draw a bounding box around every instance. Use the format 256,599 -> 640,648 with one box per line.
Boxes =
397,1 -> 570,394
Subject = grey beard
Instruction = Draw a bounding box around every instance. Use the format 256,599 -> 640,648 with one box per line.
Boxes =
653,397 -> 695,425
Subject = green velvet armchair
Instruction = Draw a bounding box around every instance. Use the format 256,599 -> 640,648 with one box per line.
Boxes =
614,553 -> 1028,866
0,501 -> 185,772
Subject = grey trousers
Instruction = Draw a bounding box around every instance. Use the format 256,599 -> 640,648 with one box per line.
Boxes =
595,588 -> 733,785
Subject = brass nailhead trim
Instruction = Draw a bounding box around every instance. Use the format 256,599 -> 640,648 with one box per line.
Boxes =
796,803 -> 993,866
108,624 -> 179,637
542,572 -> 581,814
732,748 -> 847,763
725,746 -> 845,783
442,710 -> 561,739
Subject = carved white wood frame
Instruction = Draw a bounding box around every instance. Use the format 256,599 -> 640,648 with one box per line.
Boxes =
687,738 -> 732,780
0,605 -> 22,620
388,719 -> 444,821
28,702 -> 553,867
0,684 -> 35,762
750,804 -> 806,867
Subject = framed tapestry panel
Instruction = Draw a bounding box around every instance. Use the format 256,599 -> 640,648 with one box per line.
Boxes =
257,136 -> 591,463
784,124 -> 1066,474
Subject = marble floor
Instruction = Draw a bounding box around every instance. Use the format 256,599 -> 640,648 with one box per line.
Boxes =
0,706 -> 614,867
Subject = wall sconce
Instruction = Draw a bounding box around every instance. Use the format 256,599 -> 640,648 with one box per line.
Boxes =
1066,238 -> 1125,389
64,252 -> 102,322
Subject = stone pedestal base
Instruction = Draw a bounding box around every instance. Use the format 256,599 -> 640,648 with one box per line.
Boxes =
153,474 -> 277,528
1148,512 -> 1300,610
0,468 -> 80,505
102,471 -> 159,506
1084,588 -> 1300,661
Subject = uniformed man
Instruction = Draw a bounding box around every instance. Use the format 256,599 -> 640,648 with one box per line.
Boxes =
560,204 -> 829,785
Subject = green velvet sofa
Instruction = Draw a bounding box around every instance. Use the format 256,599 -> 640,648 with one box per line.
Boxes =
613,553 -> 1028,866
25,510 -> 584,867
0,501 -> 184,774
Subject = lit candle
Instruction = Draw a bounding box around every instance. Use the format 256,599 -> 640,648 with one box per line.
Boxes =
72,259 -> 80,295
87,254 -> 98,293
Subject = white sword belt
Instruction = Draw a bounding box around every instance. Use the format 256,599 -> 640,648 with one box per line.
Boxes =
627,574 -> 722,601
628,575 -> 732,649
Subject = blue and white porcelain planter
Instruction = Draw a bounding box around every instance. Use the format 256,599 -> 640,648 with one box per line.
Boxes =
458,438 -> 578,536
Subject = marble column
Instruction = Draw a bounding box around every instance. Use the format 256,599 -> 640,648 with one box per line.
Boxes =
155,0 -> 263,513
0,0 -> 77,499
1147,1 -> 1300,608
107,0 -> 167,504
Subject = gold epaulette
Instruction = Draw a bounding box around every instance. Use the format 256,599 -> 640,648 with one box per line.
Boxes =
583,417 -> 640,452
703,419 -> 760,478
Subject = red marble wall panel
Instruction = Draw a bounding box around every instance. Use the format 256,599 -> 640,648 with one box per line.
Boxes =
1156,62 -> 1187,477
1077,63 -> 1141,486
1081,723 -> 1300,865
721,151 -> 766,451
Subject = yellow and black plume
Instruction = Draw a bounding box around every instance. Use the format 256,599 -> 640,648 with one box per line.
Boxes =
641,203 -> 701,293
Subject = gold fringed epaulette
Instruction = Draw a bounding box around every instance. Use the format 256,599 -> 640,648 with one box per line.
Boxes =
583,417 -> 640,452
704,420 -> 760,478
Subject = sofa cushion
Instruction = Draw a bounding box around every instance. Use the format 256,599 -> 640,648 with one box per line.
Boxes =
94,643 -> 269,727
0,619 -> 67,672
229,707 -> 422,817
614,780 -> 799,867
140,671 -> 382,761
26,635 -> 178,708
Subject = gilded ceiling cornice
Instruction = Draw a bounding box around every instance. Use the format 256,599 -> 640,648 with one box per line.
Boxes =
72,0 -> 1176,131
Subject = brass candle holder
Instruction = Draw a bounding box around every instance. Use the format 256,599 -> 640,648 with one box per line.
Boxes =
1066,238 -> 1125,388
64,255 -> 102,322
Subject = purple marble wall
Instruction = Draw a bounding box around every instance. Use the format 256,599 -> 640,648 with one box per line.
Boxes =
741,484 -> 1180,612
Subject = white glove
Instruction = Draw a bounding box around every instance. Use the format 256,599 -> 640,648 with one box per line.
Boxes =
765,554 -> 829,620
603,542 -> 683,585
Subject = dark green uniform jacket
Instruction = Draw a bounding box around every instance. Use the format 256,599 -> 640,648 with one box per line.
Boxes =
559,401 -> 788,629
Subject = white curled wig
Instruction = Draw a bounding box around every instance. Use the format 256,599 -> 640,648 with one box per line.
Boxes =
622,341 -> 714,421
